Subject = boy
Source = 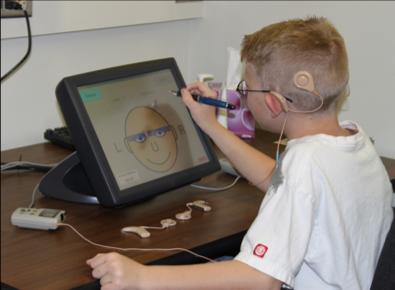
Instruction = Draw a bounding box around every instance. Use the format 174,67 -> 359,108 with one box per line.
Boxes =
87,17 -> 393,290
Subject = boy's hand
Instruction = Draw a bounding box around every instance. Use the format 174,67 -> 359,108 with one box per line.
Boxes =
87,252 -> 144,290
181,82 -> 221,134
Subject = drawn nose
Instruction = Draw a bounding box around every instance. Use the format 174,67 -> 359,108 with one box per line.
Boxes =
151,141 -> 159,152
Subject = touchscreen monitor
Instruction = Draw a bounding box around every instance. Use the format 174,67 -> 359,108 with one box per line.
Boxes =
55,58 -> 220,207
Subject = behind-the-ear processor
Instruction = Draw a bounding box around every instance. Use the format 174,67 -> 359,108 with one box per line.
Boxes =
175,200 -> 212,221
270,70 -> 321,114
121,218 -> 177,239
270,91 -> 289,112
270,70 -> 316,111
293,71 -> 315,92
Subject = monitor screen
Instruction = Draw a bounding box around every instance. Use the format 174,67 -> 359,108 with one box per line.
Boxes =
55,58 -> 220,207
78,69 -> 211,190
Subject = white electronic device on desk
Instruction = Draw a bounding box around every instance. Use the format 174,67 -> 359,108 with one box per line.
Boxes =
11,208 -> 65,230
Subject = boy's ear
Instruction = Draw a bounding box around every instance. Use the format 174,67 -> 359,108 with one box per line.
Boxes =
264,92 -> 288,117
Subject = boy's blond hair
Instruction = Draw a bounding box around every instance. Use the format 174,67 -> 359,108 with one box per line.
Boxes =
241,16 -> 349,111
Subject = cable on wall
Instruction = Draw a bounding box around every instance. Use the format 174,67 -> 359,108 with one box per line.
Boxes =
1,10 -> 32,82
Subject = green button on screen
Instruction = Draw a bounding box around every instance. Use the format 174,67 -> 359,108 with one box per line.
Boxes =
79,88 -> 103,102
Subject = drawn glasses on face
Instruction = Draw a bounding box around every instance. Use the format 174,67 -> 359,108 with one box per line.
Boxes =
125,125 -> 173,144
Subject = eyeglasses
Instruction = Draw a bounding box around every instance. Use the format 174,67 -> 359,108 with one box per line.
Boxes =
236,80 -> 293,103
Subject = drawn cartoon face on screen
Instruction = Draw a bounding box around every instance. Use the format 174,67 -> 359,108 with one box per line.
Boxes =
124,107 -> 178,172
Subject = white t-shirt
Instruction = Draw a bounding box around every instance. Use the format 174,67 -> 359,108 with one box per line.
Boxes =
235,121 -> 393,290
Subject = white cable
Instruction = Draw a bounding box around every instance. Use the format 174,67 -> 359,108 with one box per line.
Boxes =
28,180 -> 42,208
190,175 -> 241,192
28,182 -> 40,209
58,223 -> 216,263
275,114 -> 289,165
26,171 -> 51,208
288,90 -> 324,114
26,169 -> 52,208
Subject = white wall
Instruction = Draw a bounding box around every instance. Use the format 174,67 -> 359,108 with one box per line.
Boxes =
1,0 -> 203,38
2,1 -> 395,158
188,1 -> 395,158
1,2 -> 201,150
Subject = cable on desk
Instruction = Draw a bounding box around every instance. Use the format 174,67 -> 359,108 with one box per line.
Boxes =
28,178 -> 43,209
1,160 -> 57,207
58,223 -> 216,263
1,161 -> 57,172
190,175 -> 242,192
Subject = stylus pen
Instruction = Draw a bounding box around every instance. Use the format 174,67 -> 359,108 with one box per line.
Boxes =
170,90 -> 236,110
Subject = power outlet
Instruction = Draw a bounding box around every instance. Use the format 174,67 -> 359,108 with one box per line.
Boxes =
1,0 -> 32,18
15,0 -> 28,9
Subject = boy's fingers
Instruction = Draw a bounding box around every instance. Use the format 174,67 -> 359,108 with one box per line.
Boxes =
92,263 -> 109,279
99,273 -> 112,285
181,88 -> 196,108
87,253 -> 107,268
185,81 -> 201,91
186,81 -> 216,97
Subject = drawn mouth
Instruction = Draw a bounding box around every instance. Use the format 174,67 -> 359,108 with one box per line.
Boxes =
147,152 -> 171,165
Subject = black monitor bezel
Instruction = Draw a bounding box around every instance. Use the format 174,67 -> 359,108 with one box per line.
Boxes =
56,58 -> 220,207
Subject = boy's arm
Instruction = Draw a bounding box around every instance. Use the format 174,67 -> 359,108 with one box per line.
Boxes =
181,84 -> 276,192
205,122 -> 275,192
87,252 -> 282,290
144,259 -> 282,290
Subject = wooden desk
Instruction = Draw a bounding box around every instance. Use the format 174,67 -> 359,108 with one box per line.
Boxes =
0,131 -> 278,290
1,130 -> 394,290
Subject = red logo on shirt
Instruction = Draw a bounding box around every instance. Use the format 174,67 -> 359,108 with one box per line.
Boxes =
253,243 -> 268,258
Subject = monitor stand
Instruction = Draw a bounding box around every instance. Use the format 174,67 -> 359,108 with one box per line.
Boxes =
39,152 -> 99,204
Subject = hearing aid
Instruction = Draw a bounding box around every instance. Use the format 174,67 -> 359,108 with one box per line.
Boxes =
121,226 -> 151,238
188,200 -> 212,212
270,91 -> 289,112
175,200 -> 212,221
160,218 -> 177,228
121,218 -> 177,238
175,210 -> 192,221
